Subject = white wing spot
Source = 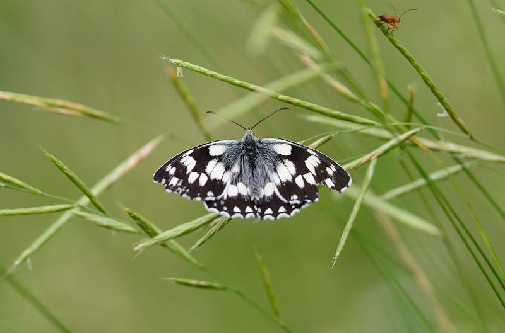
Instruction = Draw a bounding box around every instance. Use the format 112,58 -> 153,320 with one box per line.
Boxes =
295,175 -> 304,188
305,155 -> 320,175
278,206 -> 286,213
325,178 -> 335,188
272,173 -> 281,185
284,160 -> 296,175
231,163 -> 240,173
263,182 -> 275,197
205,159 -> 218,174
326,167 -> 334,175
273,144 -> 292,155
277,163 -> 292,182
245,206 -> 253,213
210,162 -> 225,180
303,173 -> 316,185
264,208 -> 273,214
209,145 -> 227,156
233,206 -> 241,213
199,173 -> 208,186
291,194 -> 298,200
188,172 -> 199,184
228,185 -> 238,197
237,182 -> 248,196
169,177 -> 178,186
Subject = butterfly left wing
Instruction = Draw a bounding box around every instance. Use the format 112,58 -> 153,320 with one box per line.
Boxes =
260,138 -> 351,205
153,140 -> 239,201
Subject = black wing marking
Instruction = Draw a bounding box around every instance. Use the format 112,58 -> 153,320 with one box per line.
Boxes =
153,140 -> 238,201
260,138 -> 351,205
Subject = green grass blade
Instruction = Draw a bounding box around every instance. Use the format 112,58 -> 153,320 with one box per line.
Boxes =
189,217 -> 231,252
0,91 -> 119,123
124,208 -> 201,267
366,9 -> 473,140
164,277 -> 228,291
270,26 -> 322,60
166,66 -> 212,141
0,171 -> 42,194
214,62 -> 341,126
382,162 -> 477,200
40,146 -> 107,214
134,213 -> 219,251
462,167 -> 505,220
305,115 -> 505,162
332,158 -> 376,267
0,205 -> 74,216
342,187 -> 441,236
162,57 -> 378,126
343,127 -> 422,171
465,0 -> 505,108
256,252 -> 282,320
73,211 -> 139,234
247,4 -> 280,56
7,136 -> 164,274
0,263 -> 72,333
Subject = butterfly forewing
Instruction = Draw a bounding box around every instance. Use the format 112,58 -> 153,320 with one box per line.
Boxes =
153,140 -> 239,201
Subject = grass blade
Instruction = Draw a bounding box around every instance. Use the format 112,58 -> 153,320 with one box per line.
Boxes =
0,171 -> 42,194
0,91 -> 119,123
164,277 -> 228,291
0,264 -> 72,333
134,213 -> 219,251
73,211 -> 139,234
0,205 -> 74,216
270,26 -> 322,60
381,162 -> 477,200
366,8 -> 473,139
166,66 -> 212,141
343,127 -> 422,171
247,4 -> 280,55
332,158 -> 376,267
7,136 -> 164,273
162,57 -> 378,126
189,217 -> 231,252
305,115 -> 505,162
124,208 -> 201,267
342,187 -> 441,236
256,252 -> 282,319
40,147 -> 107,214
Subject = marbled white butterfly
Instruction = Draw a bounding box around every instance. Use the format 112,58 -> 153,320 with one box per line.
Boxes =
153,108 -> 351,220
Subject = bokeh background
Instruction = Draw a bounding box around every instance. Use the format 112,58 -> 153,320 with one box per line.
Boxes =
1,0 -> 504,332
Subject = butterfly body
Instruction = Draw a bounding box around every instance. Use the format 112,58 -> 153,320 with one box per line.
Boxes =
154,130 -> 351,220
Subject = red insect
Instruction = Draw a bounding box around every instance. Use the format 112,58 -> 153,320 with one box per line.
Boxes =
377,4 -> 418,32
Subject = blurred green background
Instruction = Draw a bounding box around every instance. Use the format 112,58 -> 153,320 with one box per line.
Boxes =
1,0 -> 505,332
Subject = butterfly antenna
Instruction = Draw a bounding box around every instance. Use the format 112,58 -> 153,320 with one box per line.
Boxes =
206,111 -> 247,131
399,8 -> 418,19
249,107 -> 288,130
388,3 -> 397,16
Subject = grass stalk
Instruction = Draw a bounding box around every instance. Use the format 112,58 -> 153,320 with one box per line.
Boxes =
0,205 -> 75,216
164,277 -> 228,290
256,252 -> 282,320
0,171 -> 42,194
189,217 -> 231,252
73,211 -> 139,234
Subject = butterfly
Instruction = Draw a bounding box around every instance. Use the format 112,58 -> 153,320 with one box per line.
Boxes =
153,108 -> 352,220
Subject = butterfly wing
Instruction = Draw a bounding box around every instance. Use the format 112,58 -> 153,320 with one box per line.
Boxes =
259,138 -> 351,205
153,140 -> 239,201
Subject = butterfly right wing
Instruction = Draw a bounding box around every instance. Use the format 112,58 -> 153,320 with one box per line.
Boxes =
153,140 -> 239,201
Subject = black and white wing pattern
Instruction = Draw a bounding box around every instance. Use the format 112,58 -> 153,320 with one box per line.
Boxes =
153,134 -> 351,220
153,140 -> 238,201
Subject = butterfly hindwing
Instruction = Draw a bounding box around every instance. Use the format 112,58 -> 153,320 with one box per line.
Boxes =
153,140 -> 239,201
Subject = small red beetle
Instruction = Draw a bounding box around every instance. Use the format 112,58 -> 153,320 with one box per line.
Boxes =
377,4 -> 417,32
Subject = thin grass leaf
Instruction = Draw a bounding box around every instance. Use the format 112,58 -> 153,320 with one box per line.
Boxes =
124,208 -> 201,267
7,136 -> 164,274
162,57 -> 378,126
248,4 -> 280,55
366,9 -> 473,139
189,217 -> 231,252
462,167 -> 505,219
134,213 -> 219,251
0,171 -> 42,194
332,159 -> 376,268
382,162 -> 477,200
0,205 -> 75,217
404,84 -> 415,129
344,127 -> 422,171
465,0 -> 505,108
342,187 -> 441,236
214,63 -> 340,126
73,211 -> 139,234
307,134 -> 334,149
491,7 -> 505,18
0,264 -> 72,333
164,277 -> 228,290
305,115 -> 505,162
166,66 -> 212,141
256,252 -> 282,319
270,26 -> 322,60
40,147 -> 107,214
0,91 -> 119,123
